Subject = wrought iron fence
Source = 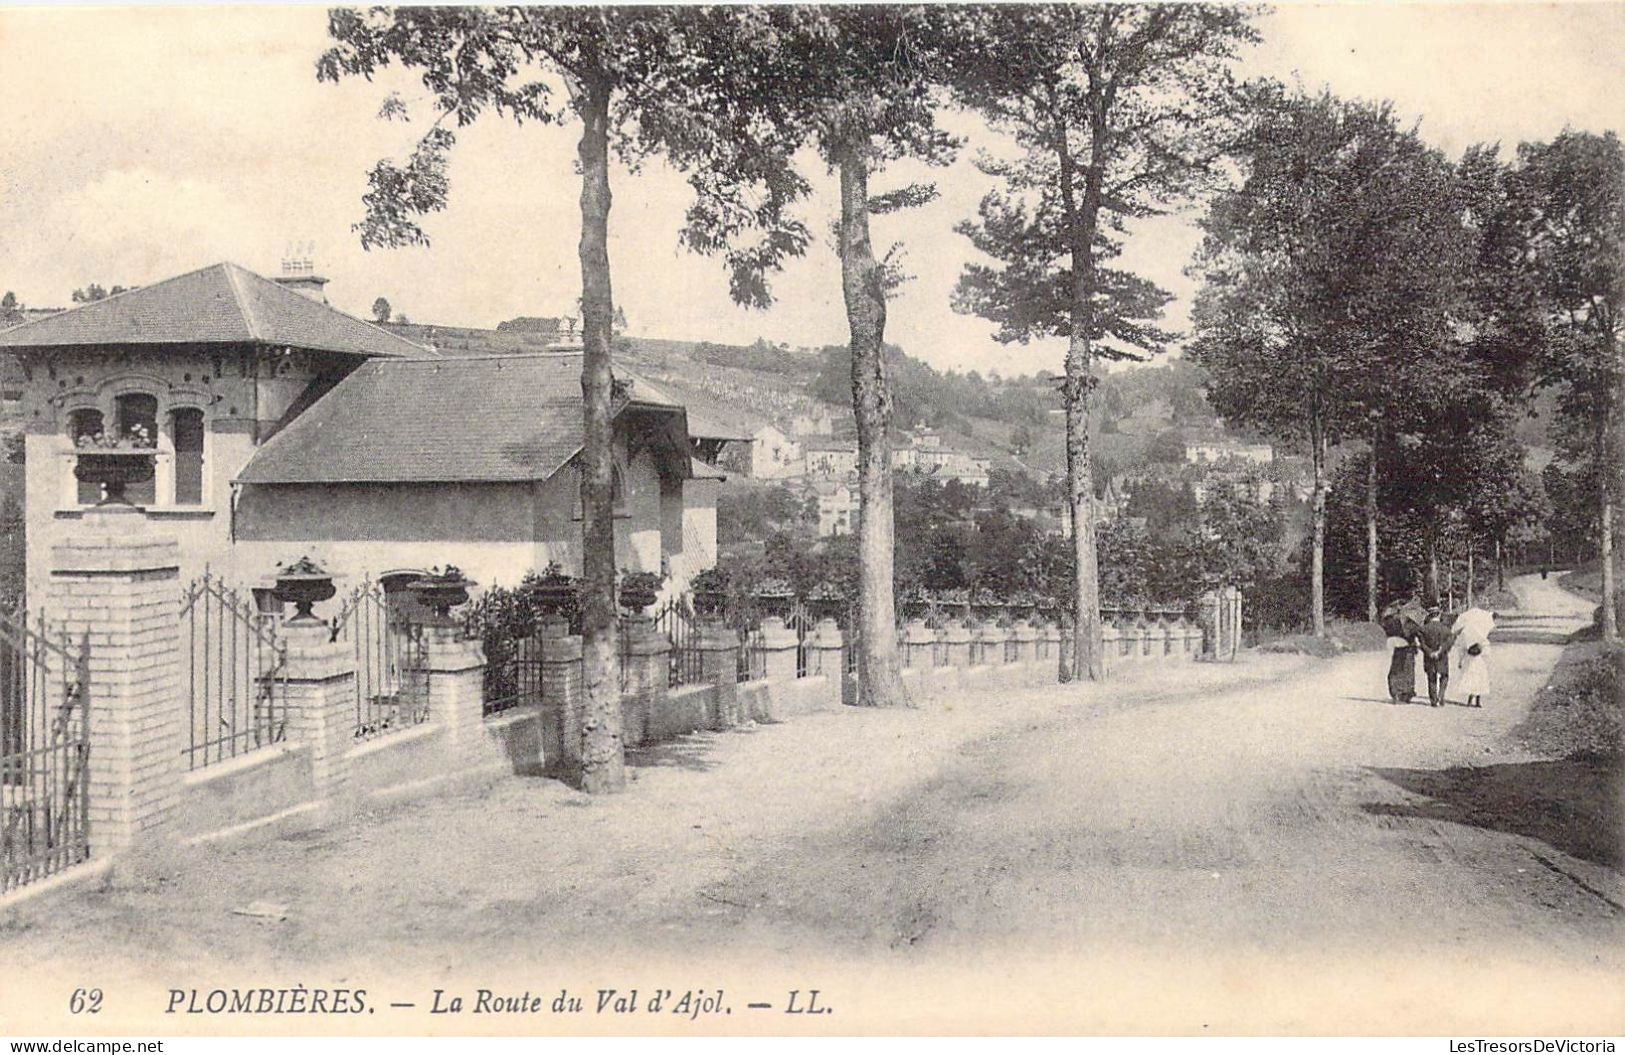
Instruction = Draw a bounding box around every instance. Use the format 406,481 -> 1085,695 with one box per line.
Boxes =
736,620 -> 765,683
181,575 -> 287,770
786,601 -> 814,679
330,581 -> 429,741
0,609 -> 90,894
484,629 -> 545,717
655,598 -> 700,687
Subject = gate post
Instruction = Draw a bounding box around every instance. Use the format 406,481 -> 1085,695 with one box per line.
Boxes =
420,623 -> 486,760
619,615 -> 669,748
808,618 -> 844,710
696,622 -> 740,729
280,619 -> 356,806
538,619 -> 583,780
49,510 -> 184,857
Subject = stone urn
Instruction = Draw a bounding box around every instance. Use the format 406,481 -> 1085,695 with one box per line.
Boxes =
618,571 -> 663,615
690,567 -> 731,620
523,567 -> 578,622
273,556 -> 336,624
73,448 -> 155,506
409,567 -> 477,621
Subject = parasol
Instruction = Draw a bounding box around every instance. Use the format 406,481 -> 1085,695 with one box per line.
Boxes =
1453,606 -> 1495,650
1396,599 -> 1428,636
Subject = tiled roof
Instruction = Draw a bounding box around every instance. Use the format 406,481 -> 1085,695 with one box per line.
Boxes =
689,457 -> 727,481
628,377 -> 760,441
0,263 -> 429,359
236,353 -> 684,485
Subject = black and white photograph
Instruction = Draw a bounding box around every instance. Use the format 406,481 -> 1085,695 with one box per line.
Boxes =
0,0 -> 1619,1040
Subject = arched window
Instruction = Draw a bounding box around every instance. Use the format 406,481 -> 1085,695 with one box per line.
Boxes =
114,393 -> 158,504
68,408 -> 103,504
570,463 -> 631,520
171,407 -> 205,505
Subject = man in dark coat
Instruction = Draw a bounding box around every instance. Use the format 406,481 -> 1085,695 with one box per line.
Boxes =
1417,607 -> 1456,707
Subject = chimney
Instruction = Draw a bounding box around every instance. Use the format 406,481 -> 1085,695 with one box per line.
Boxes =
274,243 -> 330,303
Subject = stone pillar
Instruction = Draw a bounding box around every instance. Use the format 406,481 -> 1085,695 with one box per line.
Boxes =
1199,591 -> 1220,660
1101,621 -> 1123,675
942,617 -> 972,670
620,615 -> 670,747
49,510 -> 184,856
1225,586 -> 1244,659
1183,620 -> 1204,658
696,622 -> 740,729
902,618 -> 936,670
1150,617 -> 1176,656
421,622 -> 486,761
969,621 -> 999,667
539,621 -> 583,780
808,617 -> 844,709
280,619 -> 358,804
756,617 -> 800,682
1120,621 -> 1143,664
1011,618 -> 1037,665
1041,620 -> 1062,673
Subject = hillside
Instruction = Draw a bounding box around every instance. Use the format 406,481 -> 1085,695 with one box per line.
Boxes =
374,318 -> 1266,480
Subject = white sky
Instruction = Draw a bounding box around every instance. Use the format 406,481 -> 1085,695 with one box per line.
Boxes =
0,3 -> 1620,377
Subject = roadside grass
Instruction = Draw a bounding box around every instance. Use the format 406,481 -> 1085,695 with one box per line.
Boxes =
1257,619 -> 1386,658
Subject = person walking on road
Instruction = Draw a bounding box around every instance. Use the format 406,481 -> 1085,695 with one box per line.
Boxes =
1417,607 -> 1456,707
1452,608 -> 1496,708
1380,599 -> 1424,703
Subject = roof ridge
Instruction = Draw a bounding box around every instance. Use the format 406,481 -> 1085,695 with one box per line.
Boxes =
227,263 -> 436,358
0,260 -> 230,337
373,350 -> 587,365
220,262 -> 264,340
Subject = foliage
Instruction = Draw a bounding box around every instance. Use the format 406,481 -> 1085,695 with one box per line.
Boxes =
70,283 -> 131,304
1190,85 -> 1479,631
716,484 -> 816,544
808,343 -> 1051,431
371,296 -> 392,323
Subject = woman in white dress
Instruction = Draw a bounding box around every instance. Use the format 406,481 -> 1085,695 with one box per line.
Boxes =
1454,611 -> 1495,708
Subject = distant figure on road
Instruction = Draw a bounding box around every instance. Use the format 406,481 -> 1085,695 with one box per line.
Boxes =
1380,600 -> 1424,704
1417,607 -> 1456,708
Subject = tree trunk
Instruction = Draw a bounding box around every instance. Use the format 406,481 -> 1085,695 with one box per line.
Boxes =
1600,405 -> 1619,643
1366,431 -> 1379,622
836,139 -> 908,708
1064,370 -> 1102,678
1310,421 -> 1327,637
575,75 -> 624,793
1495,537 -> 1504,589
1467,542 -> 1474,608
1427,535 -> 1440,605
1602,498 -> 1618,643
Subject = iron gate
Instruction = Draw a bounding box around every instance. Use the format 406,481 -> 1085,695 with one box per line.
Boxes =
0,609 -> 90,893
331,580 -> 428,741
182,576 -> 287,770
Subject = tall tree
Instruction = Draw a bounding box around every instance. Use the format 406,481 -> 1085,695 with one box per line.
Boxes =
1520,131 -> 1623,641
1190,87 -> 1470,635
371,296 -> 392,323
949,4 -> 1257,678
688,6 -> 957,706
319,7 -> 808,790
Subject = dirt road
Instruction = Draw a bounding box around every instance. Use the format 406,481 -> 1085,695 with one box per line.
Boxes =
4,574 -> 1619,1034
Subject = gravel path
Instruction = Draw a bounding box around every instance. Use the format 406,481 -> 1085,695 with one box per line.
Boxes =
3,575 -> 1617,1034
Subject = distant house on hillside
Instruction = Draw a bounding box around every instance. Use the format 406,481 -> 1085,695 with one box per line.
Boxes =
1185,437 -> 1273,465
806,438 -> 859,478
0,261 -> 725,606
810,477 -> 856,537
